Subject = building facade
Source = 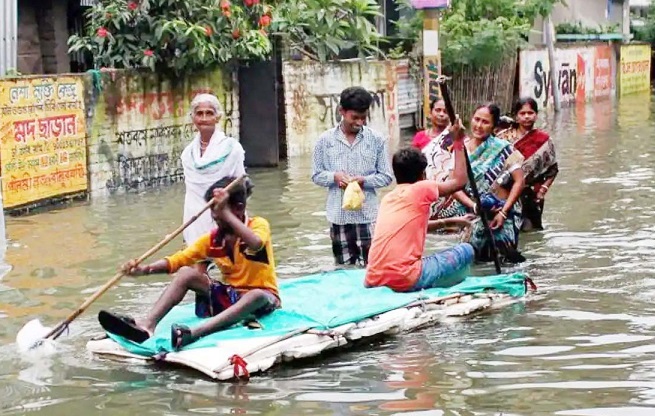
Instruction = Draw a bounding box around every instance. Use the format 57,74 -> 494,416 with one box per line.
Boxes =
1,0 -> 90,76
529,0 -> 631,44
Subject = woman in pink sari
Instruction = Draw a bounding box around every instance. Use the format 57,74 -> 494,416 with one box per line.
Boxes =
411,99 -> 450,151
497,98 -> 558,231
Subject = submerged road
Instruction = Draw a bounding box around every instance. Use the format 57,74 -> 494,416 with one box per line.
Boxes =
1,95 -> 655,415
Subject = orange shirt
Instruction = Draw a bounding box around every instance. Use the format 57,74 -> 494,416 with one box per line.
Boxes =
165,216 -> 278,298
365,181 -> 438,291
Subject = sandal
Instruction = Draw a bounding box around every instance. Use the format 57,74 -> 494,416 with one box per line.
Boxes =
98,310 -> 151,343
244,319 -> 263,330
171,324 -> 196,351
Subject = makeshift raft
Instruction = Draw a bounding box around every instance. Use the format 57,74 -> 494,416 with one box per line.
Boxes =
86,269 -> 534,381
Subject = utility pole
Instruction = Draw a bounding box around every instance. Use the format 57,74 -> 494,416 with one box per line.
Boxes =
411,0 -> 450,127
545,15 -> 561,113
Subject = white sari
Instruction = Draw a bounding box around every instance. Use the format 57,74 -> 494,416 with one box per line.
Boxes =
422,130 -> 453,183
181,129 -> 246,244
422,130 -> 454,218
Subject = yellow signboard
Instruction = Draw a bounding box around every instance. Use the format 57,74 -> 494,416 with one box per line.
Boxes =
619,44 -> 652,96
0,77 -> 88,208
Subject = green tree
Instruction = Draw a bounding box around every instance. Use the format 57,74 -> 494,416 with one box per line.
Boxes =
391,0 -> 561,71
632,2 -> 655,44
272,0 -> 383,61
69,0 -> 273,74
69,0 -> 385,73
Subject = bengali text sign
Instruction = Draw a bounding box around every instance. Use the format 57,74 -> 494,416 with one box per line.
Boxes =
0,77 -> 88,208
620,44 -> 652,96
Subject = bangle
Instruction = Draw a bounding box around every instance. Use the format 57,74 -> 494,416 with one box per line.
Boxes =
472,203 -> 478,215
452,141 -> 464,152
499,210 -> 508,219
541,185 -> 549,191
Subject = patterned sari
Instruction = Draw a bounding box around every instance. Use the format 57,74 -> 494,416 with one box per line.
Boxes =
498,128 -> 558,230
422,130 -> 455,217
437,135 -> 525,263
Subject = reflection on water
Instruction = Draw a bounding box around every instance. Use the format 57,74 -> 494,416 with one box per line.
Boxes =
1,95 -> 655,415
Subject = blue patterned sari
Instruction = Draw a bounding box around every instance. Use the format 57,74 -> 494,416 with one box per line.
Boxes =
437,135 -> 524,263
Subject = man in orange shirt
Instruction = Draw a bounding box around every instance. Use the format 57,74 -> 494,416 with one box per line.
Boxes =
97,176 -> 279,350
365,117 -> 475,292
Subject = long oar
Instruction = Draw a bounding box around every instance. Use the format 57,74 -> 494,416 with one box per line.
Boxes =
436,76 -> 502,274
18,174 -> 247,351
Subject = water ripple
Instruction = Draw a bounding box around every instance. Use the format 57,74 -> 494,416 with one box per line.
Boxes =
2,99 -> 655,414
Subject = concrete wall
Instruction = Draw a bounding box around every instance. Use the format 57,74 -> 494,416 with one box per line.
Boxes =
0,68 -> 239,213
86,69 -> 239,196
282,60 -> 401,157
17,0 -> 70,74
519,44 -> 617,110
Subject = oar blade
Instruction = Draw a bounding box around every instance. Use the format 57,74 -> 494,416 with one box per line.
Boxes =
16,319 -> 56,354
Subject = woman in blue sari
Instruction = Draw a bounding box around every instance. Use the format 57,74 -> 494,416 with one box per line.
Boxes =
437,103 -> 526,263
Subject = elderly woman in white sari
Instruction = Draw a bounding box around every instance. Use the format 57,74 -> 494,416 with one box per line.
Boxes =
181,93 -> 246,245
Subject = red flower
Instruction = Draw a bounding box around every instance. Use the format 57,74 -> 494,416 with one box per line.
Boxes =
244,0 -> 254,6
97,27 -> 108,38
252,0 -> 260,4
127,1 -> 138,10
232,28 -> 241,39
204,26 -> 212,36
220,0 -> 230,10
259,15 -> 271,27
144,49 -> 154,57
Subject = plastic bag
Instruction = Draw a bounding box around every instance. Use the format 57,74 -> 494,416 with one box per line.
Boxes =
342,181 -> 364,211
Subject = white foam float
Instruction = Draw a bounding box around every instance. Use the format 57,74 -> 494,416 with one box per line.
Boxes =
16,319 -> 58,357
87,291 -> 529,381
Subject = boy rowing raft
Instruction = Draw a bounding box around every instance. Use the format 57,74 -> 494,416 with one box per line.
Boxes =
98,176 -> 279,350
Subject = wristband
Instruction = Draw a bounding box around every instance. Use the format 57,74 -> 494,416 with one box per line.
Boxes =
452,141 -> 464,152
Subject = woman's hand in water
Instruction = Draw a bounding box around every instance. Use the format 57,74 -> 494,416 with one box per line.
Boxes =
448,214 -> 477,228
489,210 -> 506,230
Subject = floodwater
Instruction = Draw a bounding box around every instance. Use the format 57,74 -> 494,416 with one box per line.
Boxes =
1,94 -> 655,415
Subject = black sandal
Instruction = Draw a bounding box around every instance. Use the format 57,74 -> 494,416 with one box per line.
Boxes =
244,319 -> 263,330
98,310 -> 151,343
171,324 -> 195,351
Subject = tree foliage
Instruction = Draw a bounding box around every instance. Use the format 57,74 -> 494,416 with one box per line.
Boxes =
69,0 -> 273,74
68,0 -> 385,74
555,21 -> 620,35
393,0 -> 562,71
272,0 -> 383,61
631,2 -> 655,44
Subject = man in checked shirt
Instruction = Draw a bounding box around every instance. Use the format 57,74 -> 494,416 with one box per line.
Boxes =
312,87 -> 394,266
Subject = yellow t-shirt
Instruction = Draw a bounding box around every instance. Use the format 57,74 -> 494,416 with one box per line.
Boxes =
165,216 -> 278,298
